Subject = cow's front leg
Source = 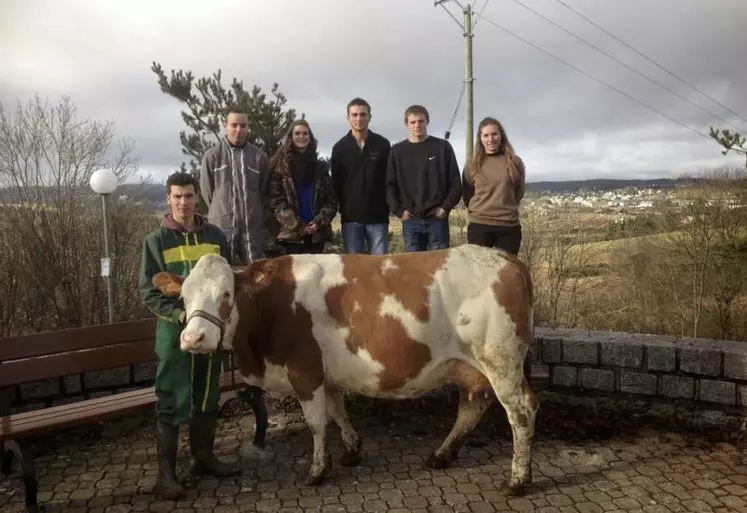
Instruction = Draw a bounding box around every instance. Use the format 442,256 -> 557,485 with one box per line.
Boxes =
296,383 -> 331,485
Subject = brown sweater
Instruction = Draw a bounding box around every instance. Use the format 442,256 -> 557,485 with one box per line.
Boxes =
462,153 -> 525,227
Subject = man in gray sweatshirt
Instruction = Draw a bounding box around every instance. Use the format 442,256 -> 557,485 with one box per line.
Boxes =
200,108 -> 271,263
199,107 -> 270,446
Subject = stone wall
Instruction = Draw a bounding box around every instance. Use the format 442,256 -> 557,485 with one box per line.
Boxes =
4,329 -> 747,415
533,327 -> 747,411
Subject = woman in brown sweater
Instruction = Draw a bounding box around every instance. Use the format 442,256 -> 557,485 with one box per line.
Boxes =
461,116 -> 526,255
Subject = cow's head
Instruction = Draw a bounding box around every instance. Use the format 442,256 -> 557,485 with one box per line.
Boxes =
152,254 -> 277,354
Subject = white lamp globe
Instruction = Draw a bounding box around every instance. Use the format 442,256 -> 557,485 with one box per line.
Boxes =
90,168 -> 118,195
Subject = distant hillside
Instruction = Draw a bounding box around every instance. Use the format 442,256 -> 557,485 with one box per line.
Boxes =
1,177 -> 694,213
525,177 -> 688,193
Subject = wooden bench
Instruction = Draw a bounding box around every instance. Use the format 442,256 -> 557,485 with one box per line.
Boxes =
0,318 -> 266,513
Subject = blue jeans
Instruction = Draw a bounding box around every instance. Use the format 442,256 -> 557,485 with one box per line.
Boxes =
342,222 -> 389,255
402,217 -> 450,252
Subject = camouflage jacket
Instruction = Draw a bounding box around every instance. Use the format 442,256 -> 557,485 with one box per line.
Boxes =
269,157 -> 338,244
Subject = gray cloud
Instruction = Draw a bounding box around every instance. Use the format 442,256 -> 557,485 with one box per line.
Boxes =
1,0 -> 745,184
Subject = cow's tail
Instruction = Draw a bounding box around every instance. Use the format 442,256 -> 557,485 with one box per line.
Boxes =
512,254 -> 535,386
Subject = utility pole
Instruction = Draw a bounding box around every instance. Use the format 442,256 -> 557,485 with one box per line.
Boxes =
464,3 -> 474,162
435,0 -> 475,163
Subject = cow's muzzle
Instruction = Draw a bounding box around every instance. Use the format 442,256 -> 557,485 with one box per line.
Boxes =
185,309 -> 226,351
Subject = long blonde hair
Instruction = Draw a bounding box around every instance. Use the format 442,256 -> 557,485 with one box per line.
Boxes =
469,117 -> 519,184
269,119 -> 319,178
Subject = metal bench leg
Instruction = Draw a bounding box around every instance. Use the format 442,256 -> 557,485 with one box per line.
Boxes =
1,440 -> 38,513
1,441 -> 13,474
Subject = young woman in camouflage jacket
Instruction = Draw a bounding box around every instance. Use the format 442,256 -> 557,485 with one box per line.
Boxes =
269,119 -> 338,254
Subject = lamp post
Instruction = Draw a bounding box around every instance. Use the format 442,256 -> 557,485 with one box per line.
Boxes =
90,168 -> 118,323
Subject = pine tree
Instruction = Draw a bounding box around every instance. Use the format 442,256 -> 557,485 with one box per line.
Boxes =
151,62 -> 298,177
709,127 -> 747,168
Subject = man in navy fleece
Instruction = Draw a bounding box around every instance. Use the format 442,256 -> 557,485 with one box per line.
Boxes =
385,104 -> 462,252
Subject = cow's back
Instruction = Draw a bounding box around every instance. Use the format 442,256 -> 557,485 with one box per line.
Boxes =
283,246 -> 531,396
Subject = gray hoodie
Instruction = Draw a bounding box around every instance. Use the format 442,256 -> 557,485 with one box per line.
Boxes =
200,138 -> 270,263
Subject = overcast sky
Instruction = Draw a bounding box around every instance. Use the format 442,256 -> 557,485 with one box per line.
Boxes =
2,0 -> 746,183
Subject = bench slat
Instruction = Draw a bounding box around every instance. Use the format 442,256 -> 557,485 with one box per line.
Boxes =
3,389 -> 154,425
0,338 -> 156,387
1,371 -> 246,441
0,318 -> 157,361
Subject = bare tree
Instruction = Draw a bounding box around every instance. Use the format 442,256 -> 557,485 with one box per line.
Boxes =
535,214 -> 603,328
518,203 -> 544,279
0,95 -> 154,334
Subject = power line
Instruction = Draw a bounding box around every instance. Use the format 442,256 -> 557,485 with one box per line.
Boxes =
445,82 -> 466,140
471,0 -> 491,29
437,1 -> 463,28
472,10 -> 713,141
552,0 -> 747,126
505,0 -> 743,133
436,0 -> 476,161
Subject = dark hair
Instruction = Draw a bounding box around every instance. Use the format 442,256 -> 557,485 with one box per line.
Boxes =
347,97 -> 371,115
166,171 -> 198,194
224,106 -> 247,120
469,116 -> 520,186
404,104 -> 429,123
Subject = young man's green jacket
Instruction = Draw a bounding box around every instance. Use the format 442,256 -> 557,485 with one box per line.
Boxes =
139,213 -> 231,347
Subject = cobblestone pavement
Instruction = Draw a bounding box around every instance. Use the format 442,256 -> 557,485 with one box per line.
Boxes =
2,394 -> 746,513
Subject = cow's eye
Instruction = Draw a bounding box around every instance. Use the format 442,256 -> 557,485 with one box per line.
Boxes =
223,292 -> 231,300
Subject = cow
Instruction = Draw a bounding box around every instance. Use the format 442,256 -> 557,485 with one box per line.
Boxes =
152,243 -> 538,496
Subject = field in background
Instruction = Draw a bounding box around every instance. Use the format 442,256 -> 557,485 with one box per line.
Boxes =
2,176 -> 746,342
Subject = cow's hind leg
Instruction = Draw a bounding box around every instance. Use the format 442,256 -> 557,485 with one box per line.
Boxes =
426,388 -> 492,469
483,359 -> 538,497
297,384 -> 331,485
326,388 -> 362,466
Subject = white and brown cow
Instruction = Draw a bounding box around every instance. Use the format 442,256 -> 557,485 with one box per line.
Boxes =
152,243 -> 538,495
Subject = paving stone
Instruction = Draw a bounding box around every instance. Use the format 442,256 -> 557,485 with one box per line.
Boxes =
2,401 -> 746,513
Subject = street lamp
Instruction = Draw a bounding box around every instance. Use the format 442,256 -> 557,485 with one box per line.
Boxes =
90,168 -> 118,323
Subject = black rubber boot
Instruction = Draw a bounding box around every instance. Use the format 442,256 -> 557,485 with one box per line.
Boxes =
189,411 -> 240,477
155,421 -> 186,500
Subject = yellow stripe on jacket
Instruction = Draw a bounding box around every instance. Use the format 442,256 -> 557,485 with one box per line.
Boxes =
162,243 -> 221,265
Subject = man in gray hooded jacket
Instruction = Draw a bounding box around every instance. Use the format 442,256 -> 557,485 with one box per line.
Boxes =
200,108 -> 271,263
199,107 -> 269,447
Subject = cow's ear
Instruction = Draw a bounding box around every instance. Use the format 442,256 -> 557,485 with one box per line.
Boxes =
153,272 -> 184,297
235,260 -> 277,293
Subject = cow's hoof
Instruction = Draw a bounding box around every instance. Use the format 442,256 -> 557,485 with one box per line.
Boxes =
508,483 -> 526,496
305,467 -> 330,486
305,455 -> 331,486
503,480 -> 527,497
305,473 -> 324,486
425,452 -> 453,469
339,450 -> 362,467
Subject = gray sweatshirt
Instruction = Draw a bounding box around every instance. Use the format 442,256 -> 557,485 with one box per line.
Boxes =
200,138 -> 270,263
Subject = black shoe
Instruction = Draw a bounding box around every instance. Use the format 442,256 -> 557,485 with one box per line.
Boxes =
155,421 -> 186,500
189,411 -> 240,477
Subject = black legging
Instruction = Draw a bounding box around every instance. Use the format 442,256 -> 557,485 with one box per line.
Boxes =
467,222 -> 522,255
